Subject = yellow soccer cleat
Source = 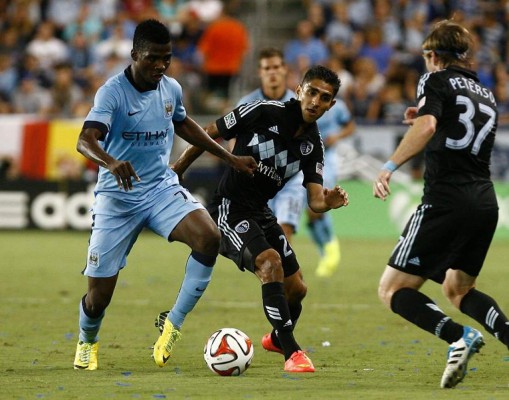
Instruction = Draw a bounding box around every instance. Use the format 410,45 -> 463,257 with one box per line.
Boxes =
316,237 -> 341,277
73,341 -> 98,370
153,318 -> 182,367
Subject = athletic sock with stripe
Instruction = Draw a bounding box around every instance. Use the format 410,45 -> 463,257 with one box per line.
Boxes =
261,281 -> 299,359
460,288 -> 509,349
391,287 -> 464,343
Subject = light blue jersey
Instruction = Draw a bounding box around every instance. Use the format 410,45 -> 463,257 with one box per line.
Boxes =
236,88 -> 305,231
86,70 -> 186,201
83,69 -> 205,276
316,99 -> 352,188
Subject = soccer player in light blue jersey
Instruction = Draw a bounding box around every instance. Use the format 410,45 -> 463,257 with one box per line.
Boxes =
312,98 -> 355,277
73,19 -> 257,371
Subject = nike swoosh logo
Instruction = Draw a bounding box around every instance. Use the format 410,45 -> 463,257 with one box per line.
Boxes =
162,355 -> 170,364
195,287 -> 205,292
128,110 -> 141,116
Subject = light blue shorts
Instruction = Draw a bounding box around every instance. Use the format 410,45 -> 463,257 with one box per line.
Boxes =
267,172 -> 306,232
83,184 -> 205,278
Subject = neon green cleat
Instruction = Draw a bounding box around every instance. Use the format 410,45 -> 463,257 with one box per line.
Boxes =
73,341 -> 98,370
316,237 -> 341,277
153,319 -> 182,367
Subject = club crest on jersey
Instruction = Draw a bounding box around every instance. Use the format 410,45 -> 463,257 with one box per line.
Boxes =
88,251 -> 99,267
300,141 -> 314,155
163,99 -> 173,119
235,220 -> 250,233
224,112 -> 237,129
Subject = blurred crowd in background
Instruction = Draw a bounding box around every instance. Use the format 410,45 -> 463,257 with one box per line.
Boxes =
1,0 -> 509,122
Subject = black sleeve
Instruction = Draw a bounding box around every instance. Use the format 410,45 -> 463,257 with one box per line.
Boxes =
216,101 -> 264,140
416,72 -> 445,120
302,137 -> 325,187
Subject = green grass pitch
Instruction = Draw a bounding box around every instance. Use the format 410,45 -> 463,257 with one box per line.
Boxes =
1,231 -> 509,399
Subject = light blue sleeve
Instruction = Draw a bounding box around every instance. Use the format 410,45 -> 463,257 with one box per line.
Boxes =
171,79 -> 186,122
85,80 -> 120,130
334,99 -> 352,125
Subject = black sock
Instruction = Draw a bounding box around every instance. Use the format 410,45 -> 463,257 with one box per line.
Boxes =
460,288 -> 509,348
271,302 -> 302,349
391,288 -> 463,344
262,282 -> 299,359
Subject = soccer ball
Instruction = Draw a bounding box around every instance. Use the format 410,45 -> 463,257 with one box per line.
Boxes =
204,328 -> 254,376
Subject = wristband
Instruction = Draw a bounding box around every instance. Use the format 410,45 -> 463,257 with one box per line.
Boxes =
382,160 -> 398,172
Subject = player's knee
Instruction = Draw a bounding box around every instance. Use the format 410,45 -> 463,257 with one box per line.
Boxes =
378,283 -> 393,309
287,280 -> 307,304
285,271 -> 307,303
442,282 -> 468,308
86,295 -> 110,317
195,224 -> 221,255
255,249 -> 283,283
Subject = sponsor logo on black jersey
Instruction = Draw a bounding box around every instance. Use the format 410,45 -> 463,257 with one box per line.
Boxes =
300,141 -> 314,155
224,112 -> 237,129
257,161 -> 283,184
235,220 -> 250,233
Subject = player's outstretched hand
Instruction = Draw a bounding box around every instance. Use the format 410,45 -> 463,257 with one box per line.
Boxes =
231,155 -> 257,177
107,159 -> 140,191
324,185 -> 349,209
403,106 -> 418,126
373,170 -> 391,201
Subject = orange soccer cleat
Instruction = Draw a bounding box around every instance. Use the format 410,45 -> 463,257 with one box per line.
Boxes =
284,350 -> 315,373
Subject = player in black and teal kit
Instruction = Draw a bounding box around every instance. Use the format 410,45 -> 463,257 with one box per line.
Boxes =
373,20 -> 509,389
172,65 -> 349,373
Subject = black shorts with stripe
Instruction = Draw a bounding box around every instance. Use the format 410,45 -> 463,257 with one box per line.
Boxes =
388,202 -> 498,283
208,198 -> 300,277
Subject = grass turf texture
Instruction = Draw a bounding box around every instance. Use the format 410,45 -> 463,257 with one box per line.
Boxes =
1,230 -> 509,399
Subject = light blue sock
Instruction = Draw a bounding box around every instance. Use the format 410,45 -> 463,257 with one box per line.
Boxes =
168,251 -> 215,330
308,215 -> 333,254
78,296 -> 104,343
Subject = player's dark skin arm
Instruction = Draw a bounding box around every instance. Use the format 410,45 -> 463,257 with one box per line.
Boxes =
77,127 -> 140,191
175,116 -> 257,177
172,121 -> 224,178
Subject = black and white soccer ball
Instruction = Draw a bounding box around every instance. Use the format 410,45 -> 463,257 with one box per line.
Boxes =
203,328 -> 254,376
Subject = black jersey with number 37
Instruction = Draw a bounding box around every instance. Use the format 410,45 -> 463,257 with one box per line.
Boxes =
212,99 -> 325,212
416,66 -> 498,203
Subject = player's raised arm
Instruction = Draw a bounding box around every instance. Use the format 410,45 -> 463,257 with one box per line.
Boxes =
77,127 -> 140,191
373,114 -> 436,200
173,117 -> 256,178
306,182 -> 349,213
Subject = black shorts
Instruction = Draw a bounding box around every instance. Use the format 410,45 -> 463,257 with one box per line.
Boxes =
209,198 -> 300,277
388,203 -> 498,283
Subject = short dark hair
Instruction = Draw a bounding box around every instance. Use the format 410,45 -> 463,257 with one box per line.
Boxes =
133,19 -> 171,51
301,65 -> 341,98
258,47 -> 284,62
